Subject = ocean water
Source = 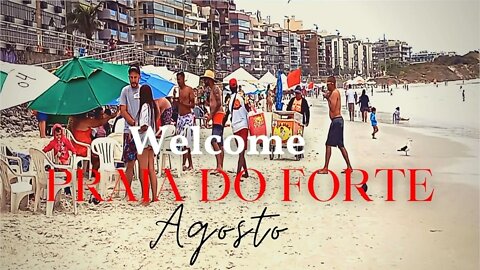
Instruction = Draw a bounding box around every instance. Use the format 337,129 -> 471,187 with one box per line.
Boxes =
352,79 -> 480,139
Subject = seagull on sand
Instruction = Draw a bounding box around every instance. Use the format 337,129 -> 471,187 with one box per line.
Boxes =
397,139 -> 413,156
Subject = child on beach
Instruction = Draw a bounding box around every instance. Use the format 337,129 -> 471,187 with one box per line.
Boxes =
370,107 -> 378,139
43,124 -> 76,165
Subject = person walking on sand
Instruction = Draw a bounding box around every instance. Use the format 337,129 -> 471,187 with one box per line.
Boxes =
120,65 -> 141,187
318,76 -> 366,192
346,85 -> 356,121
224,78 -> 250,178
176,71 -> 195,171
370,107 -> 378,139
136,85 -> 159,205
202,70 -> 225,172
461,87 -> 465,102
357,89 -> 370,123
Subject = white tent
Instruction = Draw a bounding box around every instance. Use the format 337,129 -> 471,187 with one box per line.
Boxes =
258,71 -> 276,85
223,67 -> 258,84
353,76 -> 366,85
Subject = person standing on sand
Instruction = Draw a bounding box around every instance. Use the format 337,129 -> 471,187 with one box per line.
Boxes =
370,107 -> 378,139
119,65 -> 141,188
202,70 -> 225,172
357,89 -> 370,123
176,71 -> 195,171
346,85 -> 356,121
224,78 -> 250,178
318,76 -> 367,192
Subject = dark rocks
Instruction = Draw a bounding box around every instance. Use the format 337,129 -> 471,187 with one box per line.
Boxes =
1,103 -> 38,134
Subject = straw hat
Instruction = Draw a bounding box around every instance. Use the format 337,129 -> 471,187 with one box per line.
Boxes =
200,70 -> 216,81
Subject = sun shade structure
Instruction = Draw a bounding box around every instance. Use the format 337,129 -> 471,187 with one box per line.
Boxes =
0,61 -> 59,110
223,68 -> 258,84
28,58 -> 130,115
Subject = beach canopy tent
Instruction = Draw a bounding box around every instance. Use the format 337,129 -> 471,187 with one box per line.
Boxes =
258,71 -> 277,86
353,76 -> 366,85
29,57 -> 130,115
223,68 -> 258,84
142,65 -> 200,87
0,61 -> 59,110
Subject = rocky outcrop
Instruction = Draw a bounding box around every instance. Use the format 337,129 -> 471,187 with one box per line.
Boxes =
0,104 -> 38,137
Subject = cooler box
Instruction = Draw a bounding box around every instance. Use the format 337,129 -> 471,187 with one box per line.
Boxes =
248,111 -> 267,141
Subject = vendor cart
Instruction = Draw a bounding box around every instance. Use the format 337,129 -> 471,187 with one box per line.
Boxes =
269,111 -> 304,161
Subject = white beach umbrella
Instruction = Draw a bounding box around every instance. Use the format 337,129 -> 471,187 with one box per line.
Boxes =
0,61 -> 59,110
223,67 -> 258,84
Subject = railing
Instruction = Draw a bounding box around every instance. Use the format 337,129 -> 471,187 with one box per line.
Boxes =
0,21 -> 109,55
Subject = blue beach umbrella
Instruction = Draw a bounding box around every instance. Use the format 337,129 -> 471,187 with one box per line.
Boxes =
275,71 -> 284,111
108,71 -> 175,105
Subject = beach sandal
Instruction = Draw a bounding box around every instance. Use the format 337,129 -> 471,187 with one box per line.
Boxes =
341,169 -> 353,174
361,183 -> 368,192
210,171 -> 221,176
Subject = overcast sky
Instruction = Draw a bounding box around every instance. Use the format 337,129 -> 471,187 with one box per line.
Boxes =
234,0 -> 480,54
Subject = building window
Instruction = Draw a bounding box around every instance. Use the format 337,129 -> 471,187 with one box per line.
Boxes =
231,32 -> 247,40
231,19 -> 250,28
164,35 -> 177,44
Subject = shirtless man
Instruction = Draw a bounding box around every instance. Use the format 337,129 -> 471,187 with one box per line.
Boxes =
202,70 -> 225,172
319,76 -> 366,191
176,71 -> 195,171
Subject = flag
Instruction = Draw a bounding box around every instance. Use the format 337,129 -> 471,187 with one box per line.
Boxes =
308,82 -> 314,89
275,71 -> 283,111
287,68 -> 301,88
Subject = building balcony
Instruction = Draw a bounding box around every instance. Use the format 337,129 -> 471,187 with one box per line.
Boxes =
144,40 -> 175,51
252,46 -> 264,52
128,16 -> 135,26
99,29 -> 118,40
231,38 -> 250,46
117,0 -> 127,6
188,28 -> 207,35
119,31 -> 129,43
252,37 -> 264,42
231,25 -> 250,33
118,13 -> 129,25
98,9 -> 117,21
140,25 -> 194,39
143,10 -> 194,26
187,14 -> 207,23
125,0 -> 134,9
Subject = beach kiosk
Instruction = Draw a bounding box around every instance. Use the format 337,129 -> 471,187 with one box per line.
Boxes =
269,111 -> 304,161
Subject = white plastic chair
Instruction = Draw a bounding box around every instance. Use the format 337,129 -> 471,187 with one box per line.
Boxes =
29,148 -> 78,216
156,124 -> 182,177
0,159 -> 36,213
113,117 -> 125,134
0,144 -> 24,175
65,129 -> 91,176
91,138 -> 121,198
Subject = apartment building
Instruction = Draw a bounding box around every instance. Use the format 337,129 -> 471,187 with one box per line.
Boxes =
372,39 -> 411,73
274,27 -> 290,71
96,0 -> 135,44
410,50 -> 455,63
193,0 -> 235,73
261,23 -> 279,75
250,13 -> 266,77
1,0 -> 66,32
229,9 -> 252,71
296,29 -> 326,77
133,0 -> 195,56
289,32 -> 301,70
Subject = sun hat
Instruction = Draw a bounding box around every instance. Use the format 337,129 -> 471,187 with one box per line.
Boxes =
200,70 -> 216,81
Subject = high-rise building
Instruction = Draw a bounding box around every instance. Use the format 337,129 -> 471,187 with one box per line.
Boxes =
249,12 -> 266,77
96,0 -> 135,44
193,0 -> 235,73
1,0 -> 66,32
230,9 -> 252,71
261,22 -> 279,75
296,29 -> 326,77
372,39 -> 411,75
133,0 -> 195,56
289,32 -> 301,70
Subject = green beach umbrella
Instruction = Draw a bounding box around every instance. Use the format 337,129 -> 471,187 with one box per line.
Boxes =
1,61 -> 59,110
28,57 -> 130,115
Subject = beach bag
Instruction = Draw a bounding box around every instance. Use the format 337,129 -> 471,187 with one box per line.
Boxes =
247,107 -> 267,141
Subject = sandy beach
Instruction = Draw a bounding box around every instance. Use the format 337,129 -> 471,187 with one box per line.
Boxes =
0,94 -> 478,269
